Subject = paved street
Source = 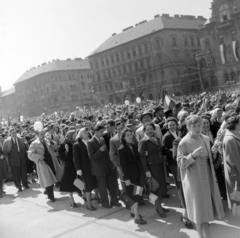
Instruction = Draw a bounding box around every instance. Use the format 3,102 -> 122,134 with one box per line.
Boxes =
0,182 -> 240,238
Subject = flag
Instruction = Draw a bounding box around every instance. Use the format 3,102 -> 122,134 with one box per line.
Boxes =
164,94 -> 176,110
133,185 -> 143,196
7,113 -> 11,126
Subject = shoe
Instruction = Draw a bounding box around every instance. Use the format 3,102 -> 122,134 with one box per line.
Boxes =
139,200 -> 145,206
134,217 -> 147,225
0,194 -> 3,198
43,190 -> 48,195
24,186 -> 30,189
91,197 -> 101,203
130,212 -> 142,218
49,198 -> 55,202
2,191 -> 6,194
162,207 -> 169,212
102,204 -> 112,209
70,202 -> 78,208
181,216 -> 194,229
162,194 -> 170,198
111,202 -> 121,207
31,179 -> 36,183
18,187 -> 23,192
86,206 -> 96,211
156,208 -> 166,218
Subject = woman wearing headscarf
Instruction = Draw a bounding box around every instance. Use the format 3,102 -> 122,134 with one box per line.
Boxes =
59,130 -> 79,208
177,115 -> 224,238
73,128 -> 98,211
223,110 -> 240,211
139,122 -> 169,218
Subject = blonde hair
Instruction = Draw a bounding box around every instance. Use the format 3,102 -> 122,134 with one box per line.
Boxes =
186,115 -> 202,128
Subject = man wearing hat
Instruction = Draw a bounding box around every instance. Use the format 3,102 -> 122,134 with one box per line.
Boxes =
136,111 -> 162,142
87,123 -> 120,209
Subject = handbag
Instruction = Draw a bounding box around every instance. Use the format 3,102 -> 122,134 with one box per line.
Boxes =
148,177 -> 159,205
150,177 -> 159,192
73,176 -> 85,191
230,182 -> 240,203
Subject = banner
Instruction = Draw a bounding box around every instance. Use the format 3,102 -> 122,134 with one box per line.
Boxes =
220,44 -> 225,64
232,41 -> 239,62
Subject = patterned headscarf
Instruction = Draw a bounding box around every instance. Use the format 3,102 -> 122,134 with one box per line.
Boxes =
65,130 -> 76,143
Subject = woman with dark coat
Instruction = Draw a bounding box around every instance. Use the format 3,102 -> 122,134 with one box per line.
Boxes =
162,117 -> 184,207
59,130 -> 79,208
119,128 -> 146,225
73,128 -> 98,211
139,122 -> 169,218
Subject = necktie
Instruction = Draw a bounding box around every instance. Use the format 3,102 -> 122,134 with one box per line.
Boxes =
14,138 -> 20,152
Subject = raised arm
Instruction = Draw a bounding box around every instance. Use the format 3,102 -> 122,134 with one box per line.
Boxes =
177,142 -> 195,169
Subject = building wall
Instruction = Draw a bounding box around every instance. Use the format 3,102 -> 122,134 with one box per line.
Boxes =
198,0 -> 240,88
89,27 -> 202,105
0,93 -> 17,120
13,68 -> 93,117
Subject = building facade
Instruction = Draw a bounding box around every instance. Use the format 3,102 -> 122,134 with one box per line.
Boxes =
88,14 -> 206,105
0,58 -> 94,118
0,88 -> 16,120
198,0 -> 240,89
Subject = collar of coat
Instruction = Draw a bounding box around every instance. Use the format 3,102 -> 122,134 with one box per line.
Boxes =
143,134 -> 159,145
225,129 -> 240,141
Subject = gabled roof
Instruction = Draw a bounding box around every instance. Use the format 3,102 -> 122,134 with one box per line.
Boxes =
88,15 -> 207,57
1,87 -> 15,97
14,59 -> 90,85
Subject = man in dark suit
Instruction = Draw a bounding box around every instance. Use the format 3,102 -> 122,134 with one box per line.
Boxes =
3,128 -> 29,192
103,119 -> 115,151
87,124 -> 121,209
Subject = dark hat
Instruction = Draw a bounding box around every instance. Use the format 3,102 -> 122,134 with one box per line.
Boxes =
154,106 -> 164,117
140,111 -> 153,121
164,109 -> 173,117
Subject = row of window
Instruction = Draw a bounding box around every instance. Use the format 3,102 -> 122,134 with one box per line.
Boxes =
91,35 -> 201,71
94,58 -> 152,82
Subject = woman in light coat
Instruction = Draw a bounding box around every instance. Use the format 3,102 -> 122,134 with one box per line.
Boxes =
222,111 -> 240,211
28,128 -> 62,202
177,115 -> 224,238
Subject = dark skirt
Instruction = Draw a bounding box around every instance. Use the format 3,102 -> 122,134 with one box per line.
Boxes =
215,165 -> 227,199
149,163 -> 167,196
125,179 -> 142,203
82,170 -> 98,193
0,159 -> 8,180
26,158 -> 36,174
60,163 -> 79,193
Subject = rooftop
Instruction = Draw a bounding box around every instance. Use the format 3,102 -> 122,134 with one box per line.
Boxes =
88,14 -> 207,57
14,58 -> 90,85
1,87 -> 15,97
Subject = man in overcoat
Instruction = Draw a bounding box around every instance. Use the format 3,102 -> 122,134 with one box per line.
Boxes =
87,124 -> 121,209
3,128 -> 28,192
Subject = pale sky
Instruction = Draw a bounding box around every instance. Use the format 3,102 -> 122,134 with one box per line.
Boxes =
0,0 -> 212,92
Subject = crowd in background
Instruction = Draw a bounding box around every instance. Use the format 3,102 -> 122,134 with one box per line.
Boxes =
0,88 -> 240,238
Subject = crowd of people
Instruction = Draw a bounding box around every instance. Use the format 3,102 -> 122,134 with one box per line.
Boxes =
0,89 -> 240,238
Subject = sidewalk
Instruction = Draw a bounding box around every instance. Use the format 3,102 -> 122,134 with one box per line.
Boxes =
0,182 -> 239,238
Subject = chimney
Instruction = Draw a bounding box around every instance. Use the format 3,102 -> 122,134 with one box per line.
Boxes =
67,58 -> 71,61
174,14 -> 179,18
154,14 -> 160,18
139,20 -> 147,25
162,14 -> 169,17
122,26 -> 133,32
112,33 -> 116,36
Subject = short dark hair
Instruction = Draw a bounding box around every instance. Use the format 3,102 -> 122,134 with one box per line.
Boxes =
106,119 -> 115,127
120,127 -> 132,144
166,117 -> 177,124
143,122 -> 156,131
201,115 -> 211,123
115,120 -> 122,128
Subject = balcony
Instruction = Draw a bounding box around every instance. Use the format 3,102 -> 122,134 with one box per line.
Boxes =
217,19 -> 233,30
